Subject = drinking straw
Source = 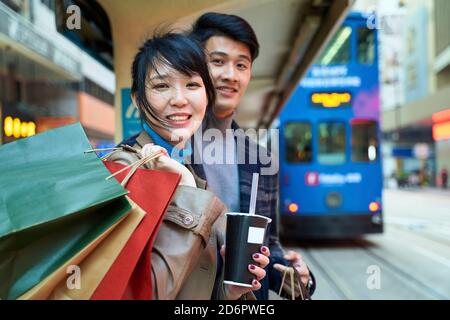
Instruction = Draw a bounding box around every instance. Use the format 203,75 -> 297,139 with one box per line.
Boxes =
249,172 -> 259,215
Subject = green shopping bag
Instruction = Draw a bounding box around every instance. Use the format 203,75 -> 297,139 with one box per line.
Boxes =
0,123 -> 130,299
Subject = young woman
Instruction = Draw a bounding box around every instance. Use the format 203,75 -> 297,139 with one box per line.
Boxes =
107,32 -> 269,300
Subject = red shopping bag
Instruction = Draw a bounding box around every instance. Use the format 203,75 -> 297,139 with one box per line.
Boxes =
91,161 -> 180,300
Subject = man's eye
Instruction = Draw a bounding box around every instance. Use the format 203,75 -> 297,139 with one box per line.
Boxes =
237,63 -> 249,70
211,59 -> 224,65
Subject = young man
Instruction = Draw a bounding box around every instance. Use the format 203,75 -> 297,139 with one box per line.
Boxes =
190,12 -> 315,300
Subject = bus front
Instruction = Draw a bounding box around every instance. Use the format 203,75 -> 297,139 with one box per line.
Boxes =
279,13 -> 383,239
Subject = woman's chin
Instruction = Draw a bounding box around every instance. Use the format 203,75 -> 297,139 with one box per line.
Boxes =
170,128 -> 193,144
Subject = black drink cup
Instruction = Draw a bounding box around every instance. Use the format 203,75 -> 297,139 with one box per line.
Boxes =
224,212 -> 272,287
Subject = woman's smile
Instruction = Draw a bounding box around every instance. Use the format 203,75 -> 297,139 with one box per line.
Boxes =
166,113 -> 193,127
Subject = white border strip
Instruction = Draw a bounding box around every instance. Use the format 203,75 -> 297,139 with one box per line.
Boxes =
223,280 -> 253,288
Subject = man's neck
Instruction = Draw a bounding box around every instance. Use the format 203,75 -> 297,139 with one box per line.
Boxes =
214,110 -> 234,120
207,110 -> 234,132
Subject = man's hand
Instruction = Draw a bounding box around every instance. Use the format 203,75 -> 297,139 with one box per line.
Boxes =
273,250 -> 311,298
221,245 -> 270,300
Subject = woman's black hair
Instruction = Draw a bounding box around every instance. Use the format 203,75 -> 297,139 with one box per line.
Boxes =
131,32 -> 216,128
191,12 -> 259,61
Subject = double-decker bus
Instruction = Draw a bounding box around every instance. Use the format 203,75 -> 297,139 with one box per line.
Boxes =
278,12 -> 383,239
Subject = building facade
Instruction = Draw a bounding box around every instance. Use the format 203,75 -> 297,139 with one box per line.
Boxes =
355,0 -> 450,187
0,0 -> 115,150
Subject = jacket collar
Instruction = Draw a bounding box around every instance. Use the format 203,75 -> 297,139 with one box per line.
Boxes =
142,123 -> 192,164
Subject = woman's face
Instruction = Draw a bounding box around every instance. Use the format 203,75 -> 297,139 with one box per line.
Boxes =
144,64 -> 208,145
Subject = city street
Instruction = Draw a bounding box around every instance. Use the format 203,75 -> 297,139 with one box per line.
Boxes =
277,189 -> 450,300
1,0 -> 450,304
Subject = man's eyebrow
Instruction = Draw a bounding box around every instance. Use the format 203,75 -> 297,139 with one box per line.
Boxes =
209,51 -> 251,63
209,51 -> 227,57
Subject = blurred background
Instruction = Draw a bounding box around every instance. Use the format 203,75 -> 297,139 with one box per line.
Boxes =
0,0 -> 449,299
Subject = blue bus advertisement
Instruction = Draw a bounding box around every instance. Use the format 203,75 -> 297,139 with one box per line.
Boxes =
278,12 -> 383,239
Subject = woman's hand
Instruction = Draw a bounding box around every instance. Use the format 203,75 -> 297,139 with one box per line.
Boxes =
221,245 -> 271,300
140,143 -> 196,187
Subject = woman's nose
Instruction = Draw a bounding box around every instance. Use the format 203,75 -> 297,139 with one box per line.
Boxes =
169,90 -> 188,107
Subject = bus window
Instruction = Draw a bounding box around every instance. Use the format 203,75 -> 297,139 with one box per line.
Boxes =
284,122 -> 312,163
357,27 -> 375,65
318,122 -> 346,165
351,120 -> 378,162
316,26 -> 352,65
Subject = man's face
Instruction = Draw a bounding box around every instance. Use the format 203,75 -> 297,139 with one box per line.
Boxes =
205,36 -> 252,119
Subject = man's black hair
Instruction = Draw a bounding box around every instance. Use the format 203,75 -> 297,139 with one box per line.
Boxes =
131,32 -> 216,127
191,12 -> 259,61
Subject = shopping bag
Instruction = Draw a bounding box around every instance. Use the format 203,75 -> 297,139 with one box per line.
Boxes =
277,263 -> 311,300
17,211 -> 127,300
91,160 -> 180,300
1,193 -> 131,300
18,198 -> 146,300
50,199 -> 146,300
0,123 -> 129,299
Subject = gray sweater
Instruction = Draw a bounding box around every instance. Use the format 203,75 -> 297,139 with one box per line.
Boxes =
195,113 -> 240,213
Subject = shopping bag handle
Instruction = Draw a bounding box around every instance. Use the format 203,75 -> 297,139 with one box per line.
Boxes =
278,266 -> 296,300
278,264 -> 309,300
105,151 -> 164,187
85,145 -> 163,187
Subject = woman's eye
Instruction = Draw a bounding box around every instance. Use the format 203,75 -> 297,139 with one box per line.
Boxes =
152,83 -> 169,90
187,82 -> 201,89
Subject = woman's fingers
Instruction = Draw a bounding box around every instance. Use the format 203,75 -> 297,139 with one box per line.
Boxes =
252,253 -> 270,269
139,144 -> 196,186
260,246 -> 270,257
220,245 -> 226,260
248,264 -> 266,281
226,278 -> 262,299
140,143 -> 154,157
140,143 -> 167,158
251,279 -> 261,291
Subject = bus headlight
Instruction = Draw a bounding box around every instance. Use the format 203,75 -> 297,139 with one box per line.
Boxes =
369,202 -> 380,212
288,203 -> 299,214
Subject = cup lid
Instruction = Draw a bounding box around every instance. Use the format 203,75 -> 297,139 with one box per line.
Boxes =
225,212 -> 272,223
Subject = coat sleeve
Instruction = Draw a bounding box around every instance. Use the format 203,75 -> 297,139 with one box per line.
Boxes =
151,185 -> 226,299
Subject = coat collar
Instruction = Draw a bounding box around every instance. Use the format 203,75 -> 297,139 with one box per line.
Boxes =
142,123 -> 192,164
